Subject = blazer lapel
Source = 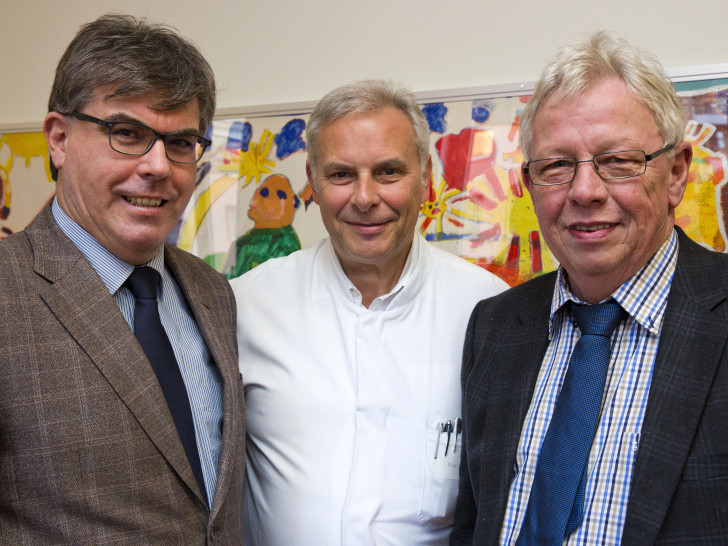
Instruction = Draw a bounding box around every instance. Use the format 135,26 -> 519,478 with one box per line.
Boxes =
166,245 -> 242,515
27,208 -> 205,504
622,230 -> 728,544
476,274 -> 555,538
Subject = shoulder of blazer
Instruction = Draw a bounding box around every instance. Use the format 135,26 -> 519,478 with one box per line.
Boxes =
165,243 -> 235,316
672,226 -> 728,311
471,271 -> 556,331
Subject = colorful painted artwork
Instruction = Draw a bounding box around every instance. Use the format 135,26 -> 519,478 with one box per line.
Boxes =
2,80 -> 727,288
0,132 -> 55,240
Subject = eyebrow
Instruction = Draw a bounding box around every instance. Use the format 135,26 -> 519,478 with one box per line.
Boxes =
102,112 -> 202,136
535,140 -> 641,159
375,158 -> 408,171
322,158 -> 409,173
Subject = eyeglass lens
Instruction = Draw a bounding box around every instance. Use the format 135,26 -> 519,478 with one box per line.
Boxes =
109,123 -> 206,163
529,150 -> 647,185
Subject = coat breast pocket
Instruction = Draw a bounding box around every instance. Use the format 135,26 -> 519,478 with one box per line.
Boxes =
419,420 -> 461,526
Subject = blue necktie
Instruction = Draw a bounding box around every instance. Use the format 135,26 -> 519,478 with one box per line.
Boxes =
516,299 -> 625,545
125,267 -> 208,506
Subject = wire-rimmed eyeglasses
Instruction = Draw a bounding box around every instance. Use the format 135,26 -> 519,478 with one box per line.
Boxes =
524,145 -> 674,186
67,111 -> 212,164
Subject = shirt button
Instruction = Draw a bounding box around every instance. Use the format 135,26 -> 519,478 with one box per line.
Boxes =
209,527 -> 215,540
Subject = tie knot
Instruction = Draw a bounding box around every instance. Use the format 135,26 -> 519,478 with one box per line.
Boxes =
124,266 -> 160,300
569,300 -> 625,337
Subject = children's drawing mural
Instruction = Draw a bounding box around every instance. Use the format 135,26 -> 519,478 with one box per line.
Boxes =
0,132 -> 55,240
2,80 -> 727,288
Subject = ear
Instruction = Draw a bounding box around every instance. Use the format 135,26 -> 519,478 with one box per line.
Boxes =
420,155 -> 432,204
306,160 -> 319,205
521,162 -> 534,194
667,141 -> 693,209
43,112 -> 69,173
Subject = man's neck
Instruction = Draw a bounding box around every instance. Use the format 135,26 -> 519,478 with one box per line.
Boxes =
338,247 -> 412,309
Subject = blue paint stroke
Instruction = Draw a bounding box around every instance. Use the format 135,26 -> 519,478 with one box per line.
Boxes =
195,161 -> 211,187
472,100 -> 495,124
275,119 -> 307,159
227,121 -> 253,151
472,105 -> 491,123
422,103 -> 448,133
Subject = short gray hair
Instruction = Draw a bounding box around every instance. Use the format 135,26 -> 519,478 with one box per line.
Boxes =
306,79 -> 430,178
519,31 -> 685,160
48,14 -> 216,179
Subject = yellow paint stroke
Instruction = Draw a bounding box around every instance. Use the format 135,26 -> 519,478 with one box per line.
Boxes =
178,175 -> 238,251
0,132 -> 53,182
676,121 -> 728,251
219,130 -> 275,187
420,178 -> 460,236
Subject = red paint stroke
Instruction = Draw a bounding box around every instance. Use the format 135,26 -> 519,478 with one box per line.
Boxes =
469,223 -> 502,248
509,114 -> 520,142
436,128 -> 502,194
299,181 -> 315,210
486,169 -> 507,201
706,156 -> 725,184
509,168 -> 523,197
506,233 -> 520,271
530,230 -> 542,273
447,217 -> 465,228
469,186 -> 499,210
675,214 -> 690,229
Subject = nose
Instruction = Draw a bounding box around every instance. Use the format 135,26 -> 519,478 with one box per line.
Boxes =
568,159 -> 609,205
351,173 -> 380,211
138,137 -> 172,178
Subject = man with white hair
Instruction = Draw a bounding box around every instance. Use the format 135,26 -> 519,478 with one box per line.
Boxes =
453,31 -> 728,545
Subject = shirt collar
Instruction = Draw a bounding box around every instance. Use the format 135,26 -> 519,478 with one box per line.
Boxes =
51,197 -> 165,295
326,233 -> 427,311
549,229 -> 679,338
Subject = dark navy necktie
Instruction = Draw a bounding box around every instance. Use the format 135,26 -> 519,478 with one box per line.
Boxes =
516,299 -> 625,545
124,266 -> 208,506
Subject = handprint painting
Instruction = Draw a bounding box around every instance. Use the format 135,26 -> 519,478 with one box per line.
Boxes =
676,86 -> 728,250
2,80 -> 727,285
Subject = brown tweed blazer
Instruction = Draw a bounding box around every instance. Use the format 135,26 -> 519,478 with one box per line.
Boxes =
0,205 -> 245,544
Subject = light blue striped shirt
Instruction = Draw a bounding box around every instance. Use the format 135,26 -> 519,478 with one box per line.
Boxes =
51,198 -> 223,506
501,230 -> 678,545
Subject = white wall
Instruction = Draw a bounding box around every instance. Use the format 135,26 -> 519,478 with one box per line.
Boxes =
2,0 -> 727,129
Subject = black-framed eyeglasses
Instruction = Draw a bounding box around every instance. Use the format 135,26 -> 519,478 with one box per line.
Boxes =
524,145 -> 674,186
67,111 -> 212,164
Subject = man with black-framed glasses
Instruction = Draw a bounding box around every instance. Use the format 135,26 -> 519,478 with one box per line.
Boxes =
453,31 -> 728,545
0,14 -> 244,543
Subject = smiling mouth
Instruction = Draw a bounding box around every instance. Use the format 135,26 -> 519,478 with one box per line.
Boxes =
573,223 -> 612,232
125,196 -> 164,207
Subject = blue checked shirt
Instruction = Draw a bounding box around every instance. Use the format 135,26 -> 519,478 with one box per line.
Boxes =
501,230 -> 678,545
52,199 -> 224,506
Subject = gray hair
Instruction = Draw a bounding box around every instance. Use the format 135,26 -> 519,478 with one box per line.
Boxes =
519,30 -> 685,160
48,14 -> 216,179
306,79 -> 430,179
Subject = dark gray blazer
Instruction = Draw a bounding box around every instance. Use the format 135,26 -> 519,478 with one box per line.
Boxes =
452,227 -> 728,545
0,205 -> 245,544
